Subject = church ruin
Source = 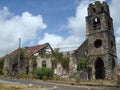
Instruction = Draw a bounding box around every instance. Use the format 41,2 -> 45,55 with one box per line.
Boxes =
1,1 -> 118,80
73,1 -> 117,79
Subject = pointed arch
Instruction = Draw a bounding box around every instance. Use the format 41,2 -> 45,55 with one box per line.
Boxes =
94,57 -> 105,79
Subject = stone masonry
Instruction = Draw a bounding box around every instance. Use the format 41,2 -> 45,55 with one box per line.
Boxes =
73,1 -> 117,80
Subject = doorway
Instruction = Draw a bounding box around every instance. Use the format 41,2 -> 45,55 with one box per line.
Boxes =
95,57 -> 105,79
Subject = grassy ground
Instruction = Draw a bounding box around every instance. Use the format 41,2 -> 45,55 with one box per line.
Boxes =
80,79 -> 117,85
108,88 -> 120,90
0,83 -> 47,90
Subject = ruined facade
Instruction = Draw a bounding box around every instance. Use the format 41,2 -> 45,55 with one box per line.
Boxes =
3,43 -> 55,76
73,1 -> 117,79
2,42 -> 71,77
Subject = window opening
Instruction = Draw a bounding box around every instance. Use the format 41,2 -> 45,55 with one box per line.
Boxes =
42,61 -> 46,68
111,41 -> 114,48
93,8 -> 96,13
94,39 -> 102,48
112,59 -> 115,70
101,7 -> 104,11
108,21 -> 112,30
93,17 -> 101,29
111,59 -> 115,78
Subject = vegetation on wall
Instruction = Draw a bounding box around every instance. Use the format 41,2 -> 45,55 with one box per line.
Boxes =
19,48 -> 37,64
61,56 -> 69,72
53,51 -> 70,71
77,57 -> 88,71
0,58 -> 4,74
53,50 -> 63,62
19,48 -> 36,60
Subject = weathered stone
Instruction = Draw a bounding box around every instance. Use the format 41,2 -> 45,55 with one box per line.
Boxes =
72,1 -> 117,80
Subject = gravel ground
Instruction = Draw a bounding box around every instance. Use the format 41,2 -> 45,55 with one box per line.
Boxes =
0,82 -> 47,90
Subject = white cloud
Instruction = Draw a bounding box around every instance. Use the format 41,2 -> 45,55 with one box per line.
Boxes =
39,33 -> 81,52
0,7 -> 47,56
38,0 -> 120,64
39,1 -> 89,52
67,0 -> 106,36
38,33 -> 63,48
109,0 -> 120,64
39,0 -> 108,52
67,1 -> 87,36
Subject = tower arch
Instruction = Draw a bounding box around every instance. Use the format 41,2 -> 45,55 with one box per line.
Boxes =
94,57 -> 105,79
93,17 -> 101,30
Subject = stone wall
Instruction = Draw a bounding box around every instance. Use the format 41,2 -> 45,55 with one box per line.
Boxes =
36,55 -> 52,68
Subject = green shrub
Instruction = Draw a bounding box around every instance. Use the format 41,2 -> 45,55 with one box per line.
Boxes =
33,67 -> 53,79
77,57 -> 88,71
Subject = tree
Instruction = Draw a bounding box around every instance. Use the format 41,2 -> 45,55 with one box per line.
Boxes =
53,51 -> 63,62
77,57 -> 88,71
61,56 -> 69,72
53,50 -> 70,72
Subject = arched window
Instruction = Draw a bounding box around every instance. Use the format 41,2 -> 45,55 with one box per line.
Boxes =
101,7 -> 104,11
111,58 -> 115,78
93,8 -> 96,13
112,59 -> 115,71
42,61 -> 46,68
108,21 -> 112,30
110,40 -> 114,48
93,17 -> 101,29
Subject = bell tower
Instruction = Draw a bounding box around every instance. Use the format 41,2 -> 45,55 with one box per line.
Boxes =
86,1 -> 117,79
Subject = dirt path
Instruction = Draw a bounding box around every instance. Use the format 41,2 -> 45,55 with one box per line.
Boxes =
0,83 -> 47,90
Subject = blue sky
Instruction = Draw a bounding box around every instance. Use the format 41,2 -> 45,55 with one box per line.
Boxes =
0,0 -> 77,45
0,0 -> 76,37
0,0 -> 120,64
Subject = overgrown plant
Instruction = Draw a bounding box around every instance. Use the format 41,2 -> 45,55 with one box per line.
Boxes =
61,56 -> 69,72
0,58 -> 4,74
33,67 -> 53,79
53,51 -> 70,72
77,57 -> 88,71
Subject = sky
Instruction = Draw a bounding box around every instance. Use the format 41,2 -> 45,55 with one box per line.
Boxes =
0,0 -> 120,64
